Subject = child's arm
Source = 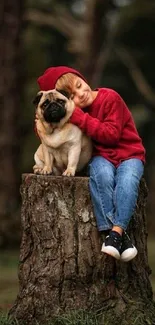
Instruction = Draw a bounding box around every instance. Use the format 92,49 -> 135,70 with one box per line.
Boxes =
70,95 -> 131,146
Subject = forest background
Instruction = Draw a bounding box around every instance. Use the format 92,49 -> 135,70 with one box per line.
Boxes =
0,0 -> 155,312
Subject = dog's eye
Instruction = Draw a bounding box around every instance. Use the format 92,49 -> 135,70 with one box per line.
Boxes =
56,99 -> 65,105
56,89 -> 70,99
42,99 -> 50,108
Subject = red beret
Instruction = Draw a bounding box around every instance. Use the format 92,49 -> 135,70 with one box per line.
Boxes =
37,66 -> 87,91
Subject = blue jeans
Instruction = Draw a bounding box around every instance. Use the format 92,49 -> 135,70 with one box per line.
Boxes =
88,157 -> 144,231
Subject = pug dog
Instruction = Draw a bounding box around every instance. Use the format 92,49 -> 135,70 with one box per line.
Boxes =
33,89 -> 92,176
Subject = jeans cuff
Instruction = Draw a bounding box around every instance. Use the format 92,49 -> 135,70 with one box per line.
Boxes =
98,225 -> 112,231
112,223 -> 127,231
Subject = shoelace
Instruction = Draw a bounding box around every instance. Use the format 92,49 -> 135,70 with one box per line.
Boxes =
113,237 -> 120,243
109,234 -> 122,244
123,232 -> 131,243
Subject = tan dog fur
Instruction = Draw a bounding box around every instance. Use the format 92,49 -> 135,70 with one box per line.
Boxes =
33,89 -> 92,176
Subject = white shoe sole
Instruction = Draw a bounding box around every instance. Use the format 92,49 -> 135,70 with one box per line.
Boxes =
101,244 -> 120,260
120,247 -> 138,262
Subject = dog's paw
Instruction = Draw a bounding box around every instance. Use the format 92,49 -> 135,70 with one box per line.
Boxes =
62,168 -> 75,177
42,166 -> 52,175
33,165 -> 43,174
33,165 -> 52,175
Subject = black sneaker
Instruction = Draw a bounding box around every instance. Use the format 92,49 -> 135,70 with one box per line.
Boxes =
101,230 -> 122,260
120,232 -> 137,262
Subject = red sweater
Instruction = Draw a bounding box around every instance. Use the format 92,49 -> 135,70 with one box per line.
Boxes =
70,88 -> 145,167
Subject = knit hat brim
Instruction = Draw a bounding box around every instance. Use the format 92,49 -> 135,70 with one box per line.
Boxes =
37,66 -> 87,91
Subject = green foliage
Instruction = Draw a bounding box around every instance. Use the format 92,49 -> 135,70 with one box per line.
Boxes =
1,306 -> 155,325
0,310 -> 101,325
51,309 -> 101,325
0,314 -> 18,325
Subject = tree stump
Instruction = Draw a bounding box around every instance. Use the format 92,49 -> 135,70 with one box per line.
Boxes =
10,174 -> 155,325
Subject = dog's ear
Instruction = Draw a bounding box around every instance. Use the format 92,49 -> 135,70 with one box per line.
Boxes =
56,89 -> 70,99
33,92 -> 43,106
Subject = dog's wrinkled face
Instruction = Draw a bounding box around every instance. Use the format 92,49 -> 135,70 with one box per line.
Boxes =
33,89 -> 70,123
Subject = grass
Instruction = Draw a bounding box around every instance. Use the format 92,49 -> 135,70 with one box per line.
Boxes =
50,310 -> 101,325
0,314 -> 19,325
0,310 -> 101,325
0,251 -> 19,312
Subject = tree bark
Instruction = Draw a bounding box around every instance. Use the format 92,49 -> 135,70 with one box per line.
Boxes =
9,174 -> 155,325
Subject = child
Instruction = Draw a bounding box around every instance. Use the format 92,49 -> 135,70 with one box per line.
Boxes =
37,66 -> 145,262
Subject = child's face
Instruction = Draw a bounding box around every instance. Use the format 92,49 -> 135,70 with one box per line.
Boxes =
70,77 -> 95,108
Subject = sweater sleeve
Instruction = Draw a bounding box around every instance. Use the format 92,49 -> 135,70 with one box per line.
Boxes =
70,97 -> 126,146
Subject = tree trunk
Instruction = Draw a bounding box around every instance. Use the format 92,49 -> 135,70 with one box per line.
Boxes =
75,0 -> 111,86
9,174 -> 155,325
0,0 -> 23,247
